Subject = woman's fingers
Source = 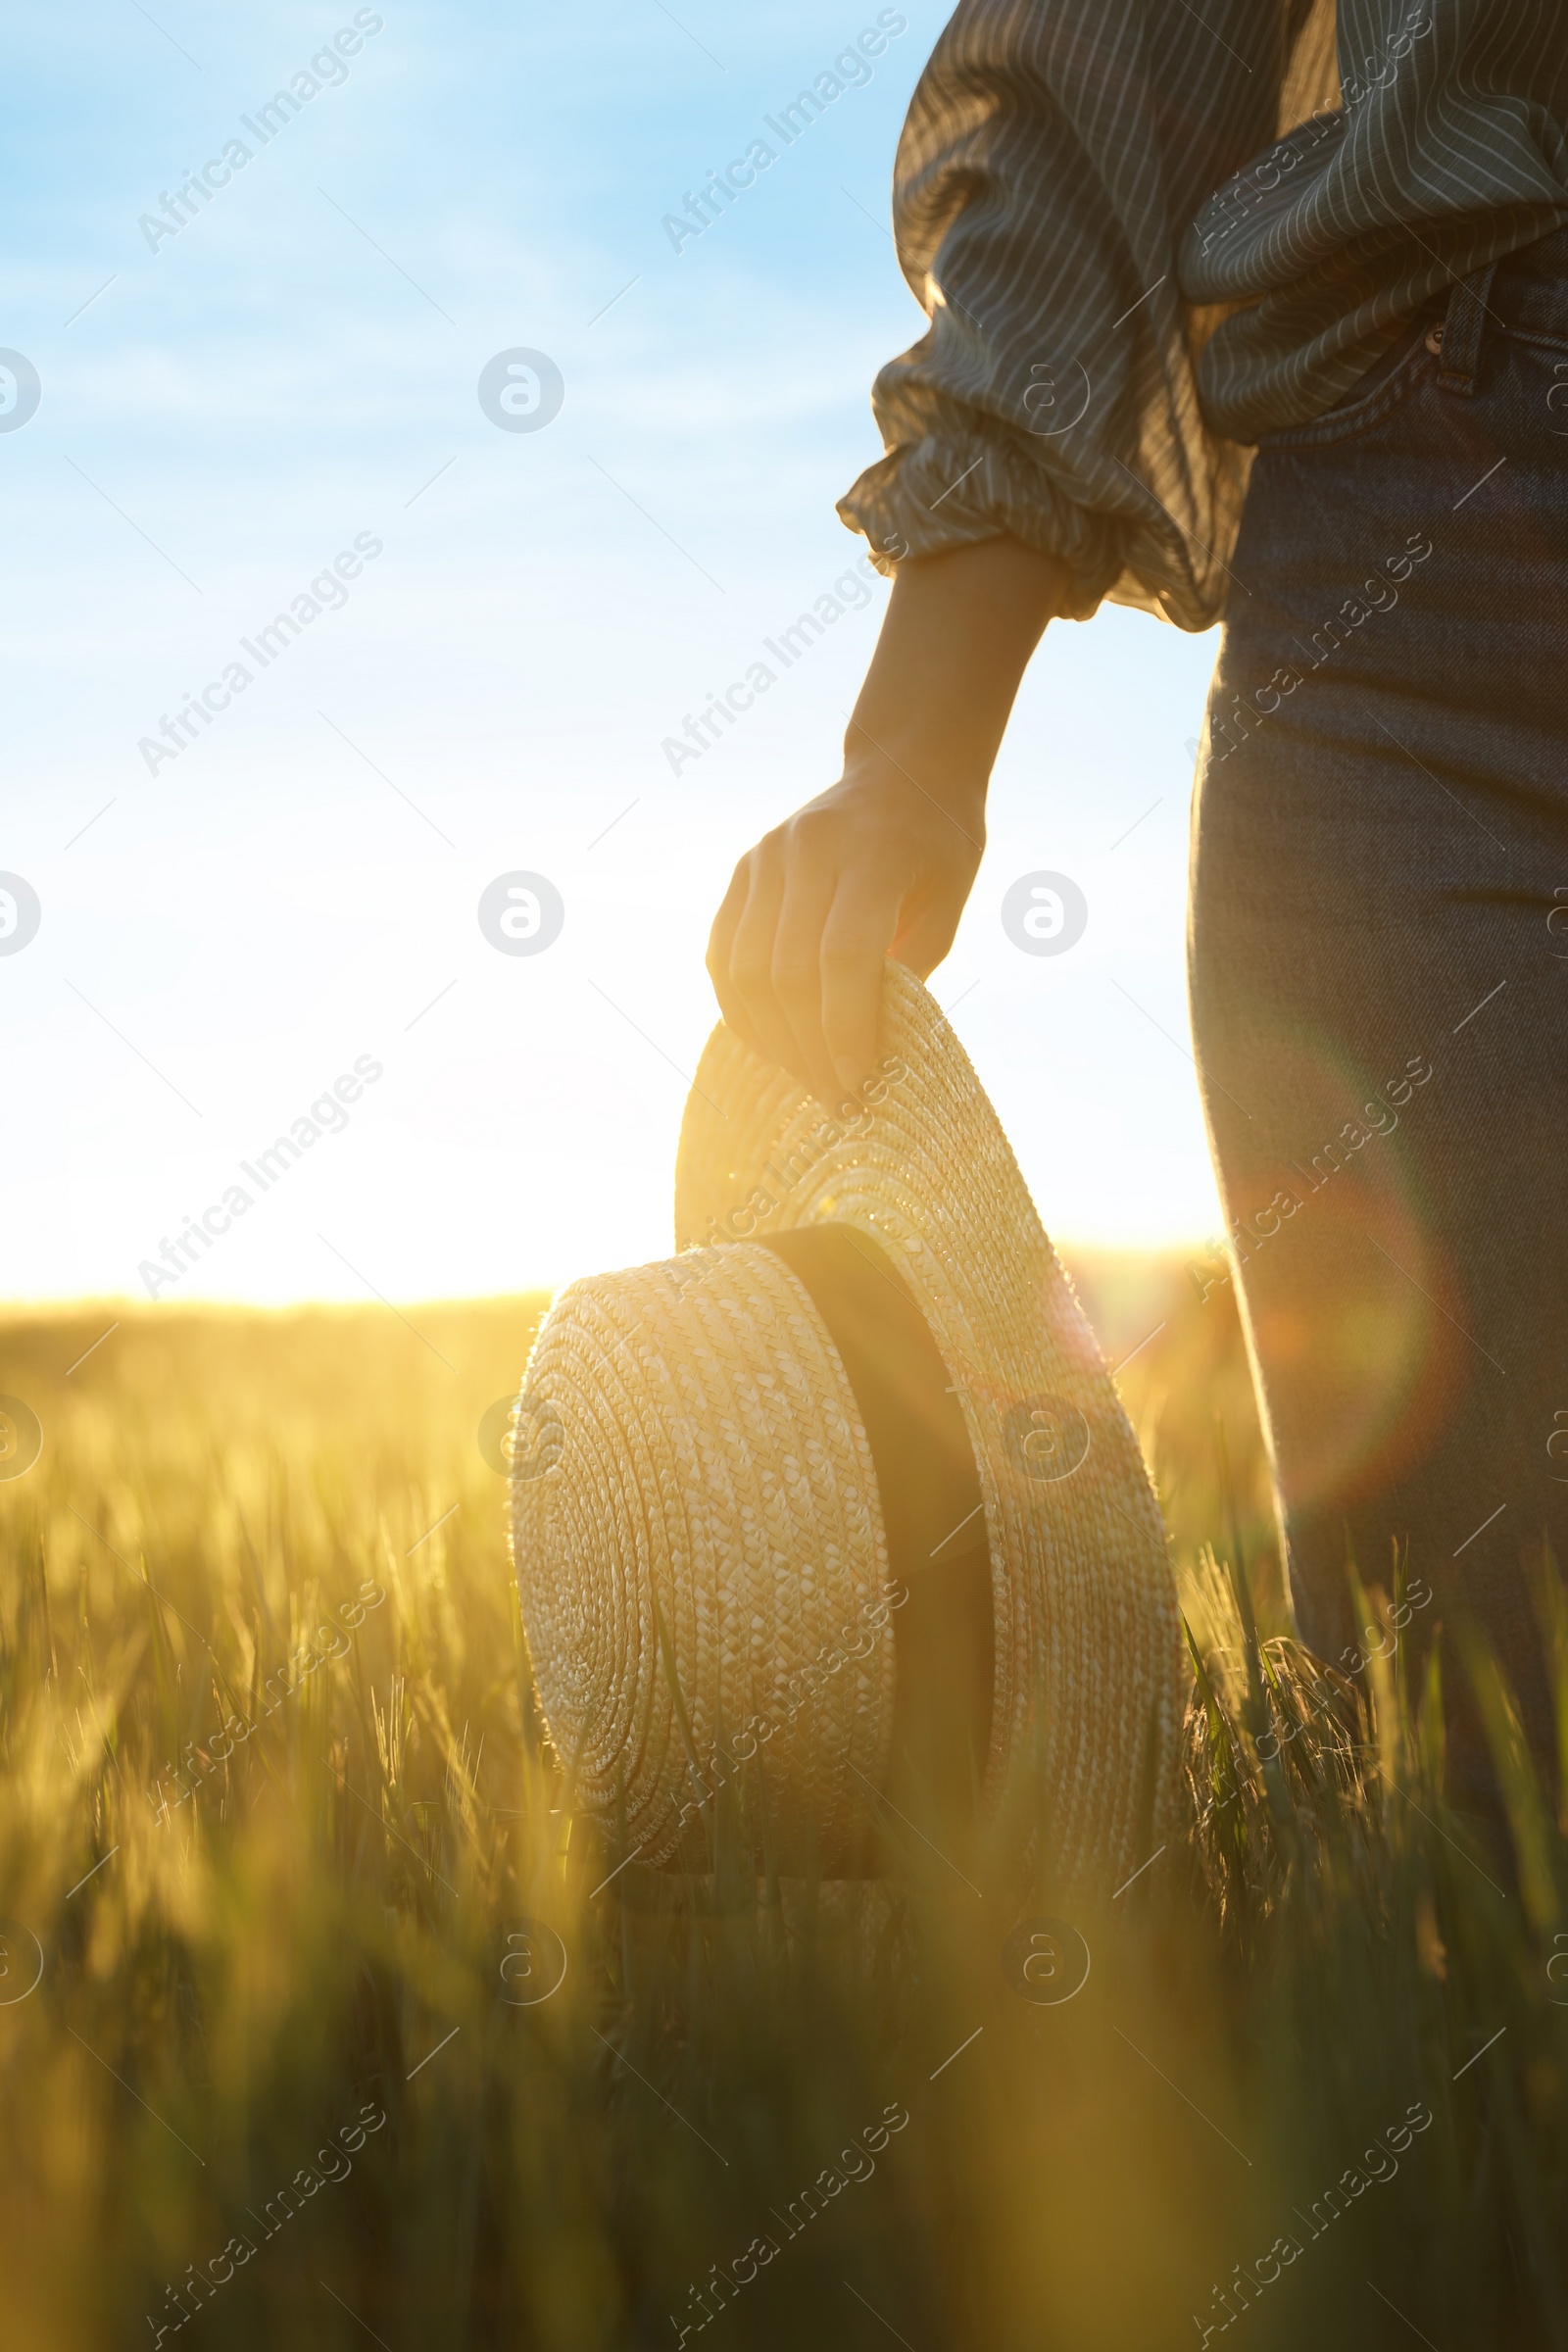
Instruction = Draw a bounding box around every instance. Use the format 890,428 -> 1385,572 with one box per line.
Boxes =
705,857 -> 761,1052
719,761 -> 987,1091
818,864 -> 907,1093
725,835 -> 808,1084
770,846 -> 843,1102
889,881 -> 966,981
714,811 -> 897,1103
710,772 -> 983,1098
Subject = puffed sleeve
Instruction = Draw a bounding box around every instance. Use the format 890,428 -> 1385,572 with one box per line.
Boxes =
838,0 -> 1321,628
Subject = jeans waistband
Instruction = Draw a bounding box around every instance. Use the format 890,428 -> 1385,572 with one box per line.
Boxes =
1485,220 -> 1568,333
1432,220 -> 1568,397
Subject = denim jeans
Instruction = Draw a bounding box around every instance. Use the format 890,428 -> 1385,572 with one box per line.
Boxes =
1190,226 -> 1568,1808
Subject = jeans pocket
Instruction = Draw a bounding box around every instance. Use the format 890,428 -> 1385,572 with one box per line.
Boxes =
1257,318 -> 1436,453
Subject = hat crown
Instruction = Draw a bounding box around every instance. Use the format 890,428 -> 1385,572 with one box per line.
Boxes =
512,965 -> 1184,1889
514,1242 -> 895,1871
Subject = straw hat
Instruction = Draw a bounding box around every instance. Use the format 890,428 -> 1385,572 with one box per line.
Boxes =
510,964 -> 1184,1888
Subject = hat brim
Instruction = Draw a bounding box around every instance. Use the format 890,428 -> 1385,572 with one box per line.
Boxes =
673,963 -> 1184,1885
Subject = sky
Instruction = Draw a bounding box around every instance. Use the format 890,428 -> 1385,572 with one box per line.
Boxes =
2,0 -> 1226,1306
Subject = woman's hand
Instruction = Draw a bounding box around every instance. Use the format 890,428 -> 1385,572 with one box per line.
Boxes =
707,533 -> 1069,1102
707,756 -> 985,1103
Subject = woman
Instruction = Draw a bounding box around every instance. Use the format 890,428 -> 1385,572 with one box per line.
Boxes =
707,0 -> 1568,1813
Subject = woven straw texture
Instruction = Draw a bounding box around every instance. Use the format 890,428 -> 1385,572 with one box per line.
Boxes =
512,963 -> 1184,1890
511,1244 -> 897,1872
671,964 -> 1184,1886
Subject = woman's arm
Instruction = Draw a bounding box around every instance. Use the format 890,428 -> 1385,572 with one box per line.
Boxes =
841,0 -> 1290,623
708,0 -> 1304,1097
706,534 -> 1068,1102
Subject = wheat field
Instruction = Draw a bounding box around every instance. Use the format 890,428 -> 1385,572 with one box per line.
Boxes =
0,1263 -> 1564,2349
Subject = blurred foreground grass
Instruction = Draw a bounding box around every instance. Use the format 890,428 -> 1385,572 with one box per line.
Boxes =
0,1261 -> 1565,2348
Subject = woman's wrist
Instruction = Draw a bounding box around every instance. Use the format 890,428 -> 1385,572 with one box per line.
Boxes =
707,533 -> 1064,1100
841,532 -> 1069,805
838,734 -> 990,837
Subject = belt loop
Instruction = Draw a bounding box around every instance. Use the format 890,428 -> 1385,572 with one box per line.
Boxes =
1435,259 -> 1499,397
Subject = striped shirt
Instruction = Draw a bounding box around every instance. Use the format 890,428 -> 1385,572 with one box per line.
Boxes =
837,1 -> 1568,627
